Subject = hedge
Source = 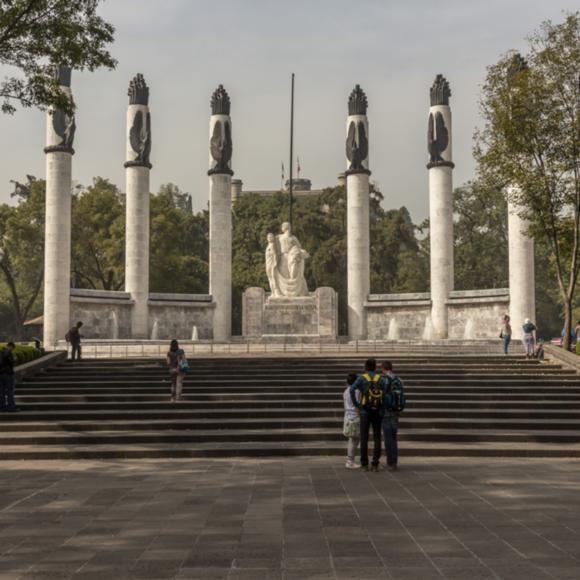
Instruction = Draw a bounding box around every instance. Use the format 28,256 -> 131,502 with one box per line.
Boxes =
0,344 -> 44,366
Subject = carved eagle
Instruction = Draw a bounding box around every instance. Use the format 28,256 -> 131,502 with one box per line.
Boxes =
427,112 -> 449,163
52,109 -> 76,150
346,120 -> 368,171
129,109 -> 152,165
210,120 -> 232,171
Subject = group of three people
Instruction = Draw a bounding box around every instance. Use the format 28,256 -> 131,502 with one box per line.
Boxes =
343,358 -> 405,472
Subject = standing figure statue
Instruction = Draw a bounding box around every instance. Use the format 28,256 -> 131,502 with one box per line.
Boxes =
265,223 -> 309,297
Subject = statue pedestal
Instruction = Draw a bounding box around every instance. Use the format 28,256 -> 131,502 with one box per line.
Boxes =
242,287 -> 338,340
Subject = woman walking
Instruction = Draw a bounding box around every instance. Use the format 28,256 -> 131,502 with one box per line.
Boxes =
500,315 -> 512,355
167,339 -> 187,402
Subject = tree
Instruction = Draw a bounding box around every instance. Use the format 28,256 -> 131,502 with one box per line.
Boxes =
0,0 -> 115,114
71,177 -> 125,290
476,13 -> 580,349
0,178 -> 45,337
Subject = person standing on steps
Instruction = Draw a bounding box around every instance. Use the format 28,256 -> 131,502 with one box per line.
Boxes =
350,358 -> 387,472
500,315 -> 512,355
0,342 -> 19,413
381,361 -> 406,471
167,339 -> 188,402
65,321 -> 84,361
522,318 -> 537,359
343,373 -> 361,469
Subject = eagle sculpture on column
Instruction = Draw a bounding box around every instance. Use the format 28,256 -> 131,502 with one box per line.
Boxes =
346,121 -> 368,172
210,120 -> 232,172
129,110 -> 152,166
427,112 -> 449,164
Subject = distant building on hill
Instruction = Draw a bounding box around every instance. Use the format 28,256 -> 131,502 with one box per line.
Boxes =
231,174 -> 346,205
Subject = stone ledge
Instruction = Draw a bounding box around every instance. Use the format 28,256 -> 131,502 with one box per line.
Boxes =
70,288 -> 132,300
148,300 -> 215,308
71,297 -> 135,306
149,293 -> 212,302
368,292 -> 431,302
449,288 -> 510,299
447,296 -> 510,305
365,300 -> 431,308
544,344 -> 580,374
15,351 -> 67,380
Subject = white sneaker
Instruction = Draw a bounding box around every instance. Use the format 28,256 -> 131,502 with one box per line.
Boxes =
345,461 -> 359,469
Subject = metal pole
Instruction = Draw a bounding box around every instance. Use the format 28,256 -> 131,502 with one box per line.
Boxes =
289,73 -> 295,228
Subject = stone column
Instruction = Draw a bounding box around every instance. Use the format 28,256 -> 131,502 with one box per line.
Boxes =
427,74 -> 454,339
43,66 -> 76,350
345,85 -> 371,340
506,54 -> 535,339
231,178 -> 243,205
208,85 -> 233,341
124,74 -> 152,338
508,197 -> 535,339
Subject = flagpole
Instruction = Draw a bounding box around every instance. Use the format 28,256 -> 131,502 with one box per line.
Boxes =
289,73 -> 294,228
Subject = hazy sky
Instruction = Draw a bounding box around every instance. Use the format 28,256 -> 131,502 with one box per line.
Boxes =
1,0 -> 577,222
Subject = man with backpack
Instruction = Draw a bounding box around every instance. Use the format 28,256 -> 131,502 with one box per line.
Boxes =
350,358 -> 387,472
382,360 -> 406,471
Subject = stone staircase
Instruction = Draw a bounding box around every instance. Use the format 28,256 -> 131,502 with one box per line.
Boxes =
2,355 -> 580,459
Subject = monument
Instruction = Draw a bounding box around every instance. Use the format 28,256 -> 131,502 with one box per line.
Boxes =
427,74 -> 454,339
345,84 -> 371,340
208,85 -> 233,342
43,66 -> 75,349
124,73 -> 152,339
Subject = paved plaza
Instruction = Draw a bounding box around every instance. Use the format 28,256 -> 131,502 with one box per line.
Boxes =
0,458 -> 579,579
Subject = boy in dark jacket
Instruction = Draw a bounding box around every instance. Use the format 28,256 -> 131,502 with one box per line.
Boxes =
350,358 -> 387,472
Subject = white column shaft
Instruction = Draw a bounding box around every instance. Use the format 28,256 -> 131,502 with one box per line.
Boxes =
429,165 -> 454,339
125,166 -> 150,338
44,152 -> 72,349
508,199 -> 535,339
209,173 -> 232,341
347,173 -> 370,339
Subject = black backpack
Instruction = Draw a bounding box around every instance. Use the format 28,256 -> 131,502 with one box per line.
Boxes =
385,375 -> 406,412
361,373 -> 383,411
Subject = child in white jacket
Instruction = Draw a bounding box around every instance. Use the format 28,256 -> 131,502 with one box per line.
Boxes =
343,373 -> 361,469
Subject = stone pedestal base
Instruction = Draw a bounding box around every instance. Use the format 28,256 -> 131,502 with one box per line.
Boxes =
243,287 -> 338,339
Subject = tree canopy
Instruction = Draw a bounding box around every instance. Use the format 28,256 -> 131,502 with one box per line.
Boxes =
0,0 -> 115,114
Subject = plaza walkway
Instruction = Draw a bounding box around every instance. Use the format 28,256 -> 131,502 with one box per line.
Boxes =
0,458 -> 578,579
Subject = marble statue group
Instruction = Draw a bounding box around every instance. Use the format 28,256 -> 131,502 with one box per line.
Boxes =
265,222 -> 310,298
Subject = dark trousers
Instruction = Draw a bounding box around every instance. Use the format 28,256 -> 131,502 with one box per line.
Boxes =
360,410 -> 382,467
0,374 -> 16,410
383,414 -> 399,466
70,342 -> 82,361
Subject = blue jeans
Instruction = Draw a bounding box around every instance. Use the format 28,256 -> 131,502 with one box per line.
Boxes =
502,335 -> 511,355
0,374 -> 16,409
383,414 -> 399,466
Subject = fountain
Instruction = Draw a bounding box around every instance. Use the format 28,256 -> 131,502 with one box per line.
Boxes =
109,310 -> 119,340
387,318 -> 399,340
463,318 -> 474,340
422,316 -> 434,340
150,319 -> 159,340
191,325 -> 199,341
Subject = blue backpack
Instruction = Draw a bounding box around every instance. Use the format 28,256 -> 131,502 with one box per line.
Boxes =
385,375 -> 406,412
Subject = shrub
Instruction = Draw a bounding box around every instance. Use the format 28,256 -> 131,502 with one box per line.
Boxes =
0,343 -> 44,366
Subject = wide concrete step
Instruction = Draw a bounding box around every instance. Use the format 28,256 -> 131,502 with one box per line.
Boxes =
0,440 -> 578,460
2,427 -> 580,446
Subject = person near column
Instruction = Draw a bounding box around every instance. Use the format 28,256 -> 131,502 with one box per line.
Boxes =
66,321 -> 84,361
381,360 -> 406,471
350,358 -> 386,472
522,318 -> 537,358
500,315 -> 512,355
0,342 -> 19,413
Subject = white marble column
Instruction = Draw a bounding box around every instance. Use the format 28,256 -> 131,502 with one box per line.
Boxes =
124,74 -> 152,339
345,85 -> 370,340
208,85 -> 233,341
427,75 -> 454,339
508,193 -> 535,339
43,66 -> 75,350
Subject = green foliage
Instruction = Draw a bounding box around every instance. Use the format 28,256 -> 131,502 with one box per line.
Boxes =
71,177 -> 125,290
476,12 -> 580,348
0,0 -> 116,114
0,343 -> 43,365
0,178 -> 45,338
149,185 -> 208,294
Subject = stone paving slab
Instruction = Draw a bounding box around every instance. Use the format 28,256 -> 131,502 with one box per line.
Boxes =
0,458 -> 579,579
